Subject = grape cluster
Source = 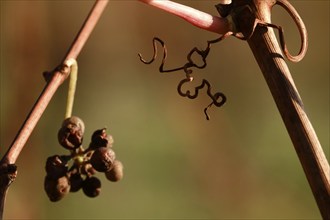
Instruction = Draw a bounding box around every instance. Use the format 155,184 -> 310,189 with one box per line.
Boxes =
44,116 -> 123,202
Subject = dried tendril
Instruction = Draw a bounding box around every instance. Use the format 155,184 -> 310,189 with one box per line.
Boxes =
138,34 -> 232,120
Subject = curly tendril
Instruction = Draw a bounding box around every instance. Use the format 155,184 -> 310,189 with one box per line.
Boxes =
138,36 -> 233,120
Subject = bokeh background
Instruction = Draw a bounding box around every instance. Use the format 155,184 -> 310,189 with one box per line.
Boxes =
0,1 -> 329,219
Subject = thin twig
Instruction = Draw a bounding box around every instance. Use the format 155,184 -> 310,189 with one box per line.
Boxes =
0,1 -> 108,219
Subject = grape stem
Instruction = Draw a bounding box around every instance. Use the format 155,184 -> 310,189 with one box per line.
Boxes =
64,58 -> 78,119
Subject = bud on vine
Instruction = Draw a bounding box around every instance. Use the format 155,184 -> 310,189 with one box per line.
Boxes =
44,175 -> 71,202
83,176 -> 101,198
89,128 -> 113,149
69,172 -> 84,192
90,147 -> 116,172
45,155 -> 68,178
105,160 -> 124,182
58,116 -> 85,150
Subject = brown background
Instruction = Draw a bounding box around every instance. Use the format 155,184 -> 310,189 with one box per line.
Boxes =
0,1 -> 329,219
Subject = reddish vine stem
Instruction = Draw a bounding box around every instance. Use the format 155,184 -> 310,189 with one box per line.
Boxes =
138,0 -> 231,34
0,1 -> 108,219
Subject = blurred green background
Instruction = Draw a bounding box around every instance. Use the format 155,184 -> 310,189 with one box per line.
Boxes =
0,0 -> 329,219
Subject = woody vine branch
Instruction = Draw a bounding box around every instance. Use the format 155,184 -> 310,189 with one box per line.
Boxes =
0,1 -> 108,218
